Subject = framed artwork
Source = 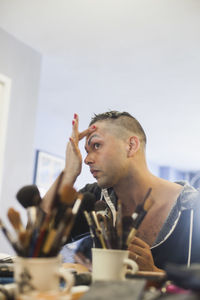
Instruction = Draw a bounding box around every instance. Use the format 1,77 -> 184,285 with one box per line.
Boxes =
33,150 -> 65,196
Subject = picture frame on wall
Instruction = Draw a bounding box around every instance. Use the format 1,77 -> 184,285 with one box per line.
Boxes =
33,150 -> 65,197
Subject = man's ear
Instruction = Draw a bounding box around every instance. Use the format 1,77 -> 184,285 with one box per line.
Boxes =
126,136 -> 140,157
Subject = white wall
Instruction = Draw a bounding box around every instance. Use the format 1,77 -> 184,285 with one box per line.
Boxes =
32,0 -> 200,178
34,56 -> 163,192
0,28 -> 41,254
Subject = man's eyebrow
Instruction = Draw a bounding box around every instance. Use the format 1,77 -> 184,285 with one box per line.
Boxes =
87,134 -> 99,146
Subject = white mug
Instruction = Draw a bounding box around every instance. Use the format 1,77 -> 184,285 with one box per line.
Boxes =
92,248 -> 138,281
14,255 -> 74,297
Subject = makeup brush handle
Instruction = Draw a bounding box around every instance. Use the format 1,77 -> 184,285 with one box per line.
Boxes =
0,226 -> 23,255
133,211 -> 147,229
126,227 -> 137,246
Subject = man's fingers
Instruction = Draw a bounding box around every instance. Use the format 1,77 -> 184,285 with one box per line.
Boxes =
128,245 -> 145,258
129,250 -> 141,263
69,137 -> 79,153
72,118 -> 79,141
128,244 -> 155,271
71,112 -> 97,141
129,236 -> 149,248
74,113 -> 79,124
79,126 -> 96,140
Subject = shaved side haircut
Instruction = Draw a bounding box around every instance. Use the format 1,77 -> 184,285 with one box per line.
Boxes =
89,111 -> 147,148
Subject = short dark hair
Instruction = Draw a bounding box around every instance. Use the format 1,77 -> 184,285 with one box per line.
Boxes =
89,110 -> 147,146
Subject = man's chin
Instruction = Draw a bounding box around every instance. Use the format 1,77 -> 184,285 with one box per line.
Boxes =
96,178 -> 112,189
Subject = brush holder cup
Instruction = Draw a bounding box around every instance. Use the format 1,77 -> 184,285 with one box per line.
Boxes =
92,248 -> 138,281
14,255 -> 74,298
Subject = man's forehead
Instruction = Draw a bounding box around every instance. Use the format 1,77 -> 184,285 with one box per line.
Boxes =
90,120 -> 110,132
85,122 -> 106,145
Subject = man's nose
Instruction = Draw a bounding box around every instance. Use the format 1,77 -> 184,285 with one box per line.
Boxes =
84,153 -> 93,165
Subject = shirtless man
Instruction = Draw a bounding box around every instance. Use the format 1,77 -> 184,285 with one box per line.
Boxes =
43,111 -> 200,272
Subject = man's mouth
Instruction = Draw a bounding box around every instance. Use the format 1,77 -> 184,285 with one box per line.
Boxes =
90,169 -> 99,178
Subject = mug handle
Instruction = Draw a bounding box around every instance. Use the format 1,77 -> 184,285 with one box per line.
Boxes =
56,267 -> 74,294
123,258 -> 139,275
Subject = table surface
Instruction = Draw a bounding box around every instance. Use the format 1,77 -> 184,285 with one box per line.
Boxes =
62,263 -> 89,274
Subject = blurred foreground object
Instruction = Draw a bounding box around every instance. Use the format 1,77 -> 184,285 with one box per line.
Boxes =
165,263 -> 200,291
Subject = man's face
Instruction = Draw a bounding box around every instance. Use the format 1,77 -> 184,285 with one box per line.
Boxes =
84,122 -> 129,188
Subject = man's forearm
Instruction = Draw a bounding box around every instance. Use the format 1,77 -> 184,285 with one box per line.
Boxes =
41,171 -> 77,213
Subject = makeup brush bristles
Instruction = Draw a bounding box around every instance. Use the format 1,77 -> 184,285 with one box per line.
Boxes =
59,184 -> 78,206
1,183 -> 84,258
7,208 -> 25,234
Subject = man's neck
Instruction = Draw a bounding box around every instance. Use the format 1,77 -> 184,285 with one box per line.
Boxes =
113,169 -> 155,215
112,171 -> 183,216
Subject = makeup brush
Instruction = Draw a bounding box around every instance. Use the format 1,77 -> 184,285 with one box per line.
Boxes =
81,193 -> 100,245
60,192 -> 96,247
90,211 -> 107,249
79,192 -> 96,213
0,219 -> 23,255
41,203 -> 76,257
43,209 -> 74,256
131,188 -> 152,224
31,173 -> 65,257
50,171 -> 64,210
16,184 -> 44,230
42,190 -> 89,256
116,199 -> 123,249
94,200 -> 113,248
75,191 -> 96,230
18,230 -> 32,250
50,184 -> 78,231
94,199 -> 120,249
122,216 -> 134,249
96,213 -> 112,249
43,192 -> 95,256
59,184 -> 77,206
84,211 -> 96,241
49,185 -> 80,241
7,208 -> 25,235
132,188 -> 153,229
7,207 -> 31,250
94,200 -> 108,217
16,185 -> 42,208
126,188 -> 153,246
31,213 -> 53,257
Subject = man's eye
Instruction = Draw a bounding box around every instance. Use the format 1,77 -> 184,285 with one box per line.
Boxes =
94,143 -> 100,150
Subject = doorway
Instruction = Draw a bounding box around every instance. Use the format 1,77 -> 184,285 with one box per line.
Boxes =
0,74 -> 11,198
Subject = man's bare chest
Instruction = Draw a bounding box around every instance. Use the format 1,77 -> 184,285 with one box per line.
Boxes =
135,205 -> 172,246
